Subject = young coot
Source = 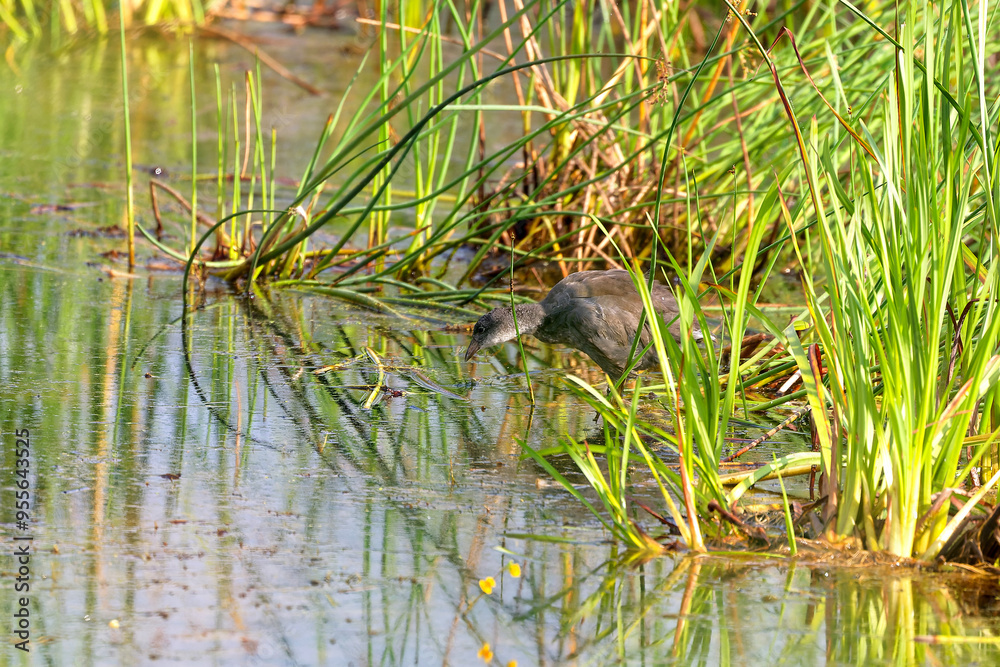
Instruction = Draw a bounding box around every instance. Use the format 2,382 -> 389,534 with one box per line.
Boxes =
464,269 -> 705,377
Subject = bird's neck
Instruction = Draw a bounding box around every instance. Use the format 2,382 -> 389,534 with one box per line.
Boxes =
509,303 -> 544,337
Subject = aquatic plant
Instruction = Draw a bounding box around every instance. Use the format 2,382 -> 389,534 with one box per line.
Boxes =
766,0 -> 1000,558
0,0 -> 203,41
97,0 -> 1000,559
145,0 -> 876,292
526,0 -> 1000,560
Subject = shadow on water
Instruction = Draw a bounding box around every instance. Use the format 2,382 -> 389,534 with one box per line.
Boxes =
2,31 -> 1000,667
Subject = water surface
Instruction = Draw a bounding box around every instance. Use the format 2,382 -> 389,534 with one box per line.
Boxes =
2,31 -> 1000,667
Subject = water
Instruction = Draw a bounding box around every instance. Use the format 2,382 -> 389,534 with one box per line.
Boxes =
2,31 -> 1000,666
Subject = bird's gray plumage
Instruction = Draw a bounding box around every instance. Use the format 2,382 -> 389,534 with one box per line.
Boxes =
464,269 -> 703,378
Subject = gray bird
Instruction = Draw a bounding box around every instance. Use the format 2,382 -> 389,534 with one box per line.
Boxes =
464,269 -> 705,378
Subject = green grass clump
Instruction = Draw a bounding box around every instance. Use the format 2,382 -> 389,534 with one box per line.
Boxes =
777,0 -> 1000,558
157,1 -> 905,293
101,0 -> 1000,558
524,0 -> 1000,558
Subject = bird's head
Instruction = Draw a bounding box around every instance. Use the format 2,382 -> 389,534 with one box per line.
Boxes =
464,308 -> 517,361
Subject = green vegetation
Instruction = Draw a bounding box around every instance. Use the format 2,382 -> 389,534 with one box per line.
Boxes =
156,0 -> 1000,561
0,0 -> 205,41
778,0 -> 1000,558
534,0 -> 1000,560
8,0 -> 1000,561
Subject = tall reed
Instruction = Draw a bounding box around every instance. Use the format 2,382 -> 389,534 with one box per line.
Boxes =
743,0 -> 1000,557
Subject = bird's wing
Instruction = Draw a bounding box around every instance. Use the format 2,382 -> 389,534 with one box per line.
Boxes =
555,271 -> 686,337
539,270 -> 695,366
544,269 -> 634,301
539,294 -> 648,376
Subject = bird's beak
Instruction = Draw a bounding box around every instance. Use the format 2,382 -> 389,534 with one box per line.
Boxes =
464,340 -> 480,362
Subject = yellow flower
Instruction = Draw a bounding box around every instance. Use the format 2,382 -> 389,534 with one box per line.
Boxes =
507,562 -> 521,578
507,662 -> 518,667
479,577 -> 496,595
478,643 -> 493,662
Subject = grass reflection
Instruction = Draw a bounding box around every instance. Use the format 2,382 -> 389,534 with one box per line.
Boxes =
1,265 -> 1000,663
